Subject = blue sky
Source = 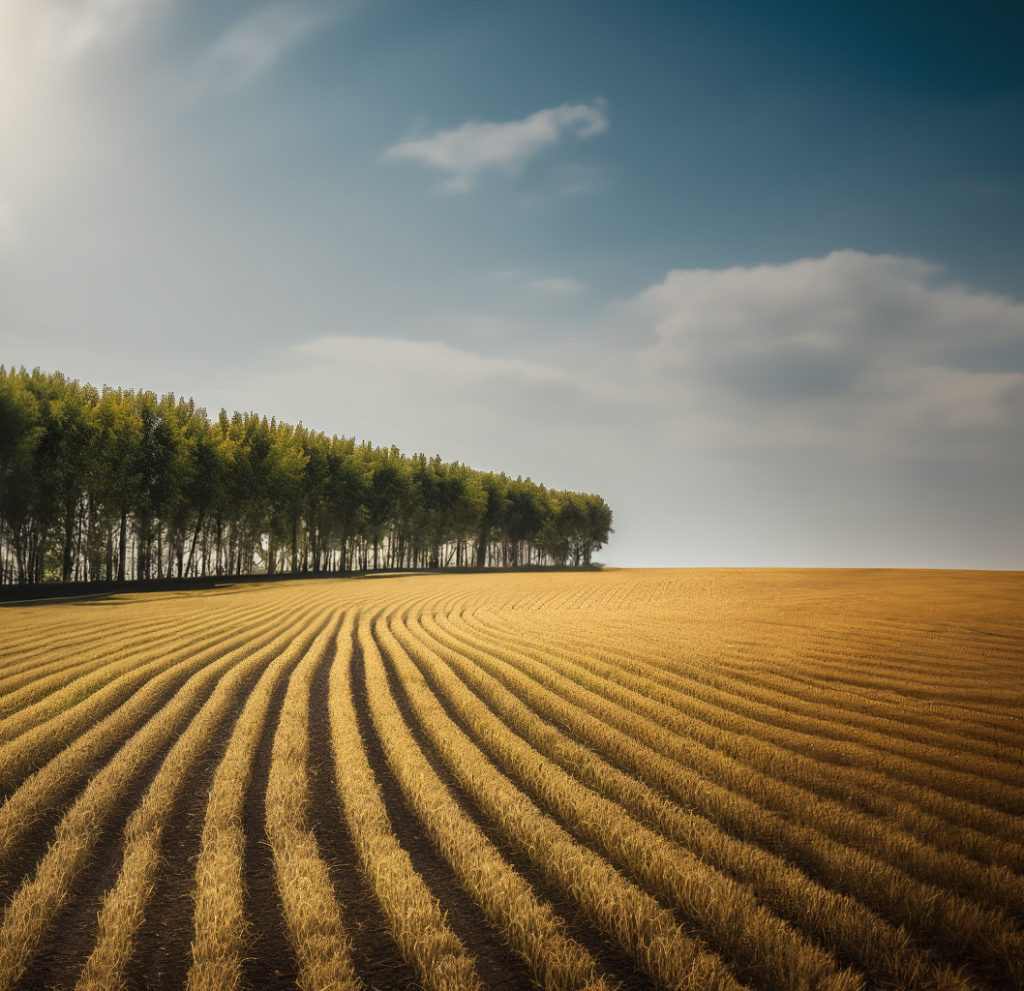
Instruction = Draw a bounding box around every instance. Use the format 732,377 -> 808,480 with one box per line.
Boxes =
2,0 -> 1022,567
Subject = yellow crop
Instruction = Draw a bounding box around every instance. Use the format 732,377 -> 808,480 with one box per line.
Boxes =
0,568 -> 1019,990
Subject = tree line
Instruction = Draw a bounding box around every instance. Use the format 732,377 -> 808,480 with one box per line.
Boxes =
0,367 -> 613,585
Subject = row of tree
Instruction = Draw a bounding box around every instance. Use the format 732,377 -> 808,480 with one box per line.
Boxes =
0,367 -> 613,585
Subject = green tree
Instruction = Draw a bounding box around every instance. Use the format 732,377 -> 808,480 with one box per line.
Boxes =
475,473 -> 508,567
0,368 -> 44,583
31,373 -> 98,582
0,367 -> 613,583
91,387 -> 142,581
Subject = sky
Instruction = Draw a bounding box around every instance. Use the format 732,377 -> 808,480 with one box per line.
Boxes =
1,0 -> 1022,568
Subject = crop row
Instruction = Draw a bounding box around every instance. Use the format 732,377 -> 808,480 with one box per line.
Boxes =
0,569 -> 1020,990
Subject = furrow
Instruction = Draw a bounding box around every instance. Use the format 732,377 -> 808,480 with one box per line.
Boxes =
448,608 -> 1024,987
326,612 -> 485,991
423,607 -> 964,991
265,609 -> 362,991
374,607 -> 743,991
461,608 -> 1024,867
0,635 -> 250,987
72,606 -> 333,991
0,595 -> 314,867
362,610 -> 617,991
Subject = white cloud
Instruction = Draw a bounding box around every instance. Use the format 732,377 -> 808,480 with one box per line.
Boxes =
35,0 -> 165,58
290,253 -> 1024,462
287,253 -> 1023,566
629,250 -> 1024,454
198,2 -> 334,92
528,277 -> 588,296
299,333 -> 581,390
870,365 -> 1022,433
280,332 -> 614,463
384,100 -> 608,192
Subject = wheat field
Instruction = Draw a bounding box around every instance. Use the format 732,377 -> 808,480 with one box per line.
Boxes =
0,568 -> 1021,991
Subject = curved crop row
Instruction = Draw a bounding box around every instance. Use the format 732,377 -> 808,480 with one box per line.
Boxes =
186,592 -> 342,990
328,612 -> 483,991
359,607 -> 616,991
419,604 -> 966,991
73,607 -> 331,991
0,595 -> 322,863
0,592 -> 272,764
462,604 -> 1024,860
446,596 -> 1024,987
265,610 -> 362,991
394,604 -> 860,991
0,569 -> 1019,991
373,607 -> 743,991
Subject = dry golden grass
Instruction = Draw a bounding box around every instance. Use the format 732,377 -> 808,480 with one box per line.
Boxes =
264,609 -> 363,991
74,606 -> 331,991
376,605 -> 745,991
0,595 -> 313,868
0,568 -> 1020,990
450,583 -> 1024,987
0,595 -> 278,780
360,607 -> 615,991
0,639 -> 248,987
419,605 -> 964,991
395,605 -> 859,991
185,598 -> 339,991
327,612 -> 484,991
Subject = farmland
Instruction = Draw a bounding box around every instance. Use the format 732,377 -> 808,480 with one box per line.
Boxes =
0,569 -> 1022,991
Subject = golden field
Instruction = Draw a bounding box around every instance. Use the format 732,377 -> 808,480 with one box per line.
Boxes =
0,568 -> 1021,991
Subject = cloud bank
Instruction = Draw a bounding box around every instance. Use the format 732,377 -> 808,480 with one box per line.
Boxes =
632,250 -> 1024,455
290,250 -> 1024,469
198,2 -> 335,92
384,100 -> 608,192
34,0 -> 165,58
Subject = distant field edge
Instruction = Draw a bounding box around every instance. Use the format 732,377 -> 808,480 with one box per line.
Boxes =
0,564 -> 607,604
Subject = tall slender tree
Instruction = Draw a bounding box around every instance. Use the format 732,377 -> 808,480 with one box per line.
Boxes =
0,367 -> 612,584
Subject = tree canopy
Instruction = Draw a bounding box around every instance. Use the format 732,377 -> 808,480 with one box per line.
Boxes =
0,367 -> 613,584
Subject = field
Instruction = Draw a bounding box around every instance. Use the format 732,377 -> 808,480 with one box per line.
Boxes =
0,569 -> 1022,991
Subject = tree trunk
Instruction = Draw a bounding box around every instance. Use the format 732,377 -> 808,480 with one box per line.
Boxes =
136,520 -> 146,581
62,497 -> 76,582
185,510 -> 204,579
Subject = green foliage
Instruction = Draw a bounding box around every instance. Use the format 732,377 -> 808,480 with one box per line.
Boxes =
0,367 -> 613,583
